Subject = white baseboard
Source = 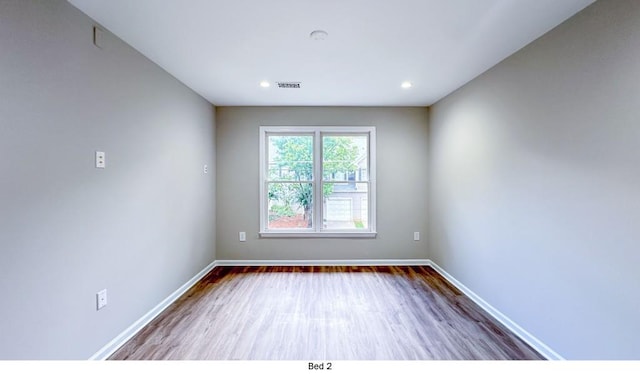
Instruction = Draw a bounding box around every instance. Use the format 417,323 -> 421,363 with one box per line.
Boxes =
89,260 -> 217,360
427,260 -> 564,360
90,258 -> 560,361
214,259 -> 432,266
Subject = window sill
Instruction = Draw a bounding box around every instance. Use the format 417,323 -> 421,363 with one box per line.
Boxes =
259,231 -> 377,239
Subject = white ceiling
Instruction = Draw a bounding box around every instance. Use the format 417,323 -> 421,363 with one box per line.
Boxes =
68,0 -> 595,107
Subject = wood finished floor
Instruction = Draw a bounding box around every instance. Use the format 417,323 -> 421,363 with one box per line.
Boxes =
109,266 -> 544,360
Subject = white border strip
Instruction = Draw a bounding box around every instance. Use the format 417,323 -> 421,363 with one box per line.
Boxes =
89,260 -> 217,360
214,259 -> 432,266
428,260 -> 564,360
90,258 -> 560,361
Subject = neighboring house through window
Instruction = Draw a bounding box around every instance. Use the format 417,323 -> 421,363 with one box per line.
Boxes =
259,126 -> 376,238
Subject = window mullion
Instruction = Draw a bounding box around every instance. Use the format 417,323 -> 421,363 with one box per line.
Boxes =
314,130 -> 322,232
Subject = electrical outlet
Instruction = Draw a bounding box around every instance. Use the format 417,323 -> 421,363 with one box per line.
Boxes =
95,151 -> 106,168
96,289 -> 107,310
414,232 -> 420,241
239,232 -> 246,242
203,164 -> 208,174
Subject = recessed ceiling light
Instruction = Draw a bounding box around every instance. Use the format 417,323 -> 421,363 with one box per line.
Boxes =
401,81 -> 413,89
259,81 -> 270,88
310,30 -> 328,40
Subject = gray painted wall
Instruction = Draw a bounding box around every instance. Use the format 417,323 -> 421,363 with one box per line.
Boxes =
0,0 -> 216,359
216,107 -> 428,261
429,0 -> 640,359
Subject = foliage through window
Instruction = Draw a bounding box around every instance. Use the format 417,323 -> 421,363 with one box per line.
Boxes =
260,127 -> 376,237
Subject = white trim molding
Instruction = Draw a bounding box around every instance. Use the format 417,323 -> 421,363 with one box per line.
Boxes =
89,260 -> 217,360
259,126 -> 377,238
90,258 -> 561,361
427,260 -> 564,360
258,231 -> 377,238
214,259 -> 431,267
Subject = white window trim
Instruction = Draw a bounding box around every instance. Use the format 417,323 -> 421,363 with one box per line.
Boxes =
259,126 -> 377,238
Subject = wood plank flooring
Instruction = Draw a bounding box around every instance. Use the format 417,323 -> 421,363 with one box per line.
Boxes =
109,266 -> 544,360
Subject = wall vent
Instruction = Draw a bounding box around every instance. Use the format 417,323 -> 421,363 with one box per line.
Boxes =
277,82 -> 301,88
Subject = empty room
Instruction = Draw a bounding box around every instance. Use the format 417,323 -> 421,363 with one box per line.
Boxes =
1,0 -> 639,366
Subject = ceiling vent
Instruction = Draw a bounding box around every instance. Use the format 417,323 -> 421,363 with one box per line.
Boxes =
277,82 -> 301,89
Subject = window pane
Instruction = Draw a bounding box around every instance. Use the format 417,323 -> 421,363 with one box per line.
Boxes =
322,182 -> 368,230
268,135 -> 313,181
323,134 -> 368,181
268,182 -> 313,229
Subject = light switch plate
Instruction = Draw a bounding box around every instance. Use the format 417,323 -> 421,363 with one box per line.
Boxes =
239,232 -> 246,242
413,232 -> 420,241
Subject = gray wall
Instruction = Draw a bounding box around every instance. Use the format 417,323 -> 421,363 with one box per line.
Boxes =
429,0 -> 640,360
0,0 -> 216,359
216,107 -> 428,261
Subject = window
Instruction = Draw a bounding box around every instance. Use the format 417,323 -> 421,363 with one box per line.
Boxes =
259,126 -> 376,238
